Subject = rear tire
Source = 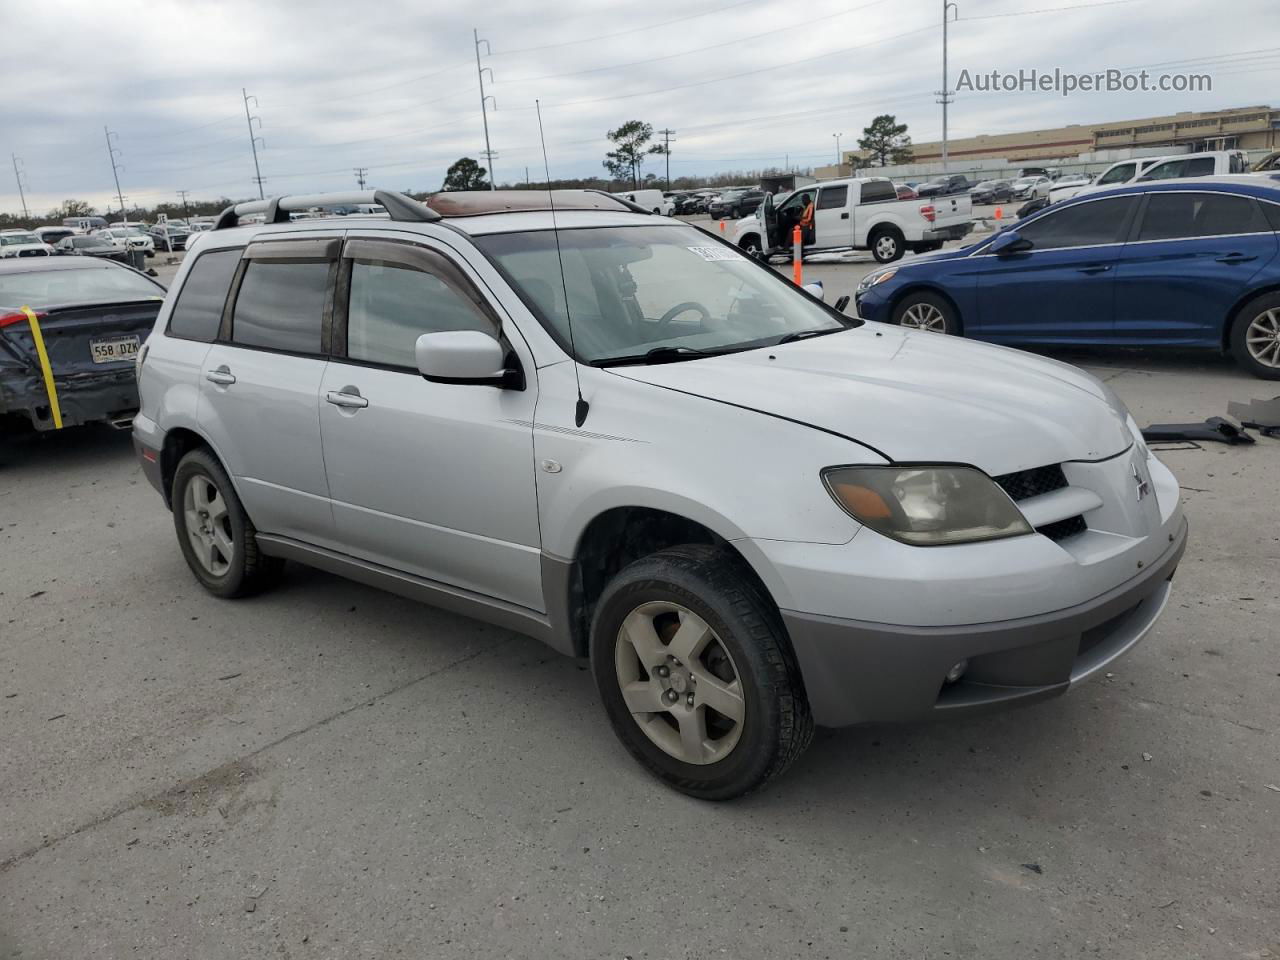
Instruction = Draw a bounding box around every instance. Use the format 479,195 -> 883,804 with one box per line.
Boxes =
171,449 -> 283,598
870,227 -> 905,263
1229,291 -> 1280,380
892,291 -> 959,335
590,544 -> 813,800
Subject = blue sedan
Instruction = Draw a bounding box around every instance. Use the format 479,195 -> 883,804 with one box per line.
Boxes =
854,175 -> 1280,379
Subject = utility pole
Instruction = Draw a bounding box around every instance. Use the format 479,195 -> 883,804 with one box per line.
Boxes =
104,127 -> 126,221
937,1 -> 959,173
177,189 -> 192,224
474,29 -> 497,190
524,166 -> 531,189
832,133 -> 844,166
242,88 -> 265,199
656,128 -> 676,189
354,167 -> 368,190
11,155 -> 29,220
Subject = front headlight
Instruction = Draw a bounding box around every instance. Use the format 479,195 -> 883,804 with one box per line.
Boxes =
822,465 -> 1033,546
857,268 -> 897,292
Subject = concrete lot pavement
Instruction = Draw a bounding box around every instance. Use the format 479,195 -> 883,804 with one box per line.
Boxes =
3,246 -> 1278,960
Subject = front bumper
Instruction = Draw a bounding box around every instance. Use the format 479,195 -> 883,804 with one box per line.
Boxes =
781,515 -> 1186,727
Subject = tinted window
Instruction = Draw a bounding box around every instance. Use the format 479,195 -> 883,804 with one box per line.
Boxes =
1262,201 -> 1280,233
817,185 -> 848,210
231,260 -> 328,353
860,181 -> 896,203
347,260 -> 494,368
1017,197 -> 1135,250
1141,159 -> 1185,181
1137,193 -> 1270,241
1183,157 -> 1215,177
1097,163 -> 1135,185
168,249 -> 241,341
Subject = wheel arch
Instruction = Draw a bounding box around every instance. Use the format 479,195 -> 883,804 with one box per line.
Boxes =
159,425 -> 234,510
886,282 -> 966,334
1222,283 -> 1280,352
555,504 -> 786,659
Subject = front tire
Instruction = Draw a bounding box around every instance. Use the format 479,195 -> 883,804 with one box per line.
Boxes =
892,291 -> 959,335
172,449 -> 282,598
739,234 -> 763,257
1229,292 -> 1280,380
870,227 -> 904,263
590,545 -> 813,800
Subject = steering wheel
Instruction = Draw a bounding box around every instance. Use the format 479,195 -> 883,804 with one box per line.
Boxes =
656,301 -> 711,333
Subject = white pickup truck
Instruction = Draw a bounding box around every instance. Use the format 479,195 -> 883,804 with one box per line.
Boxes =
730,176 -> 972,264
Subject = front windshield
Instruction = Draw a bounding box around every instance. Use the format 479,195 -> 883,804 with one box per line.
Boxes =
476,224 -> 851,364
0,264 -> 163,306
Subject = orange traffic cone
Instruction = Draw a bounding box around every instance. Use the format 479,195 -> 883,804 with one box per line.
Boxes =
718,220 -> 725,233
994,206 -> 1003,219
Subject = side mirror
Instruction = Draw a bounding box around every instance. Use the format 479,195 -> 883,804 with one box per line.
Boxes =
415,330 -> 519,387
802,281 -> 825,301
833,294 -> 851,314
989,230 -> 1032,256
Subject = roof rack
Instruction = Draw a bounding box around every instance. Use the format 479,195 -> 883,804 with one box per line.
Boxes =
213,190 -> 439,231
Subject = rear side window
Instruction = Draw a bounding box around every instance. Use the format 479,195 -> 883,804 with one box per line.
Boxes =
1183,157 -> 1215,177
347,260 -> 494,368
1140,160 -> 1184,181
859,180 -> 896,203
1262,201 -> 1280,233
817,186 -> 848,210
231,260 -> 330,354
1096,163 -> 1135,185
1137,193 -> 1270,241
1017,197 -> 1135,250
167,249 -> 240,341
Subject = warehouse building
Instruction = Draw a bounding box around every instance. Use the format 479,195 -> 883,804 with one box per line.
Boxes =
815,104 -> 1278,180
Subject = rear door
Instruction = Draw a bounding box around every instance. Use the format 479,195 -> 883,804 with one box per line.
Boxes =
318,234 -> 543,610
1112,190 -> 1277,345
812,183 -> 853,249
972,195 -> 1137,343
198,235 -> 339,546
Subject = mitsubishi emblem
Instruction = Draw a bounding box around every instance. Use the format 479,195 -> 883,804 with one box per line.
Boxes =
1133,464 -> 1150,502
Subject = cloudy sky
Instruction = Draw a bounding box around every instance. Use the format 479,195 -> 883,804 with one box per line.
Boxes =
1,0 -> 1275,215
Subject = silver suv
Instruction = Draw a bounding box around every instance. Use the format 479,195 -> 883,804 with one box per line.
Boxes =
135,190 -> 1185,799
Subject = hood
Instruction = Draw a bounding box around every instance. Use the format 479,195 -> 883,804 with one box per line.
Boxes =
608,326 -> 1131,476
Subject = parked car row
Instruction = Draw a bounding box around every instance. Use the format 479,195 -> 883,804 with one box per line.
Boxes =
854,174 -> 1280,379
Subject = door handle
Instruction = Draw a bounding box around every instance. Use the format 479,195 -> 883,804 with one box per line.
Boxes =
840,212 -> 850,220
205,367 -> 236,385
1076,264 -> 1111,275
326,390 -> 368,409
1215,253 -> 1256,264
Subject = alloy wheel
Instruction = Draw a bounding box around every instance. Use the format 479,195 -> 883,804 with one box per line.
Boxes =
183,475 -> 233,576
875,235 -> 898,259
1244,308 -> 1280,368
900,301 -> 948,332
613,601 -> 745,765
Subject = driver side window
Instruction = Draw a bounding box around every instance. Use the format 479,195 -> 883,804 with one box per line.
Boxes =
1098,163 -> 1135,185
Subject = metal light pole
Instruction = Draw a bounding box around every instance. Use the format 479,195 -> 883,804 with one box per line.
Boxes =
833,133 -> 844,166
11,155 -> 29,220
474,29 -> 497,190
243,88 -> 265,199
937,1 -> 959,172
104,127 -> 126,220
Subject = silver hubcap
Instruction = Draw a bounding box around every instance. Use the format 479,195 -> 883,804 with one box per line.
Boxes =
901,302 -> 948,332
614,601 -> 745,766
875,235 -> 897,258
183,475 -> 232,576
1245,308 -> 1280,368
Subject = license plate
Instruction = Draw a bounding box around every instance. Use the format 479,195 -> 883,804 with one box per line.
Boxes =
90,336 -> 140,364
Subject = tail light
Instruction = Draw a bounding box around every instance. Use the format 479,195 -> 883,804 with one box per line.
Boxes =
0,309 -> 44,329
919,205 -> 937,223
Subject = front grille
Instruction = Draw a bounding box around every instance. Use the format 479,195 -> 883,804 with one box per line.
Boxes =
1037,515 -> 1087,542
994,464 -> 1069,503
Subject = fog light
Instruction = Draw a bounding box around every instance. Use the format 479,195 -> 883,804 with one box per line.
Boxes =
945,659 -> 969,684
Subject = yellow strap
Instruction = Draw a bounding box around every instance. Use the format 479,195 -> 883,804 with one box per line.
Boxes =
21,305 -> 63,429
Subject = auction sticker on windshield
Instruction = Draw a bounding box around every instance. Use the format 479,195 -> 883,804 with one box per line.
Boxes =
687,245 -> 743,262
90,335 -> 140,363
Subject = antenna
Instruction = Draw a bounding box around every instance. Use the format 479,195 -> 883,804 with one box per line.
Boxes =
536,99 -> 589,428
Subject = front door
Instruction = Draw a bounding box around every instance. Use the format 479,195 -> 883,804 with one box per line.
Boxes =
318,234 -> 544,612
198,235 -> 340,546
1112,190 -> 1277,344
973,195 -> 1137,344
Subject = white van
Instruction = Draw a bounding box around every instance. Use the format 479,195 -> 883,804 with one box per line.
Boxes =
1051,150 -> 1250,202
611,189 -> 674,216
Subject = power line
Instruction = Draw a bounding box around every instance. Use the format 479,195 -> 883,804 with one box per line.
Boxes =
243,88 -> 266,199
957,0 -> 1137,22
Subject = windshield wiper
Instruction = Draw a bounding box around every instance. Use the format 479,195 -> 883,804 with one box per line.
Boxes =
775,327 -> 845,345
591,345 -> 721,367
